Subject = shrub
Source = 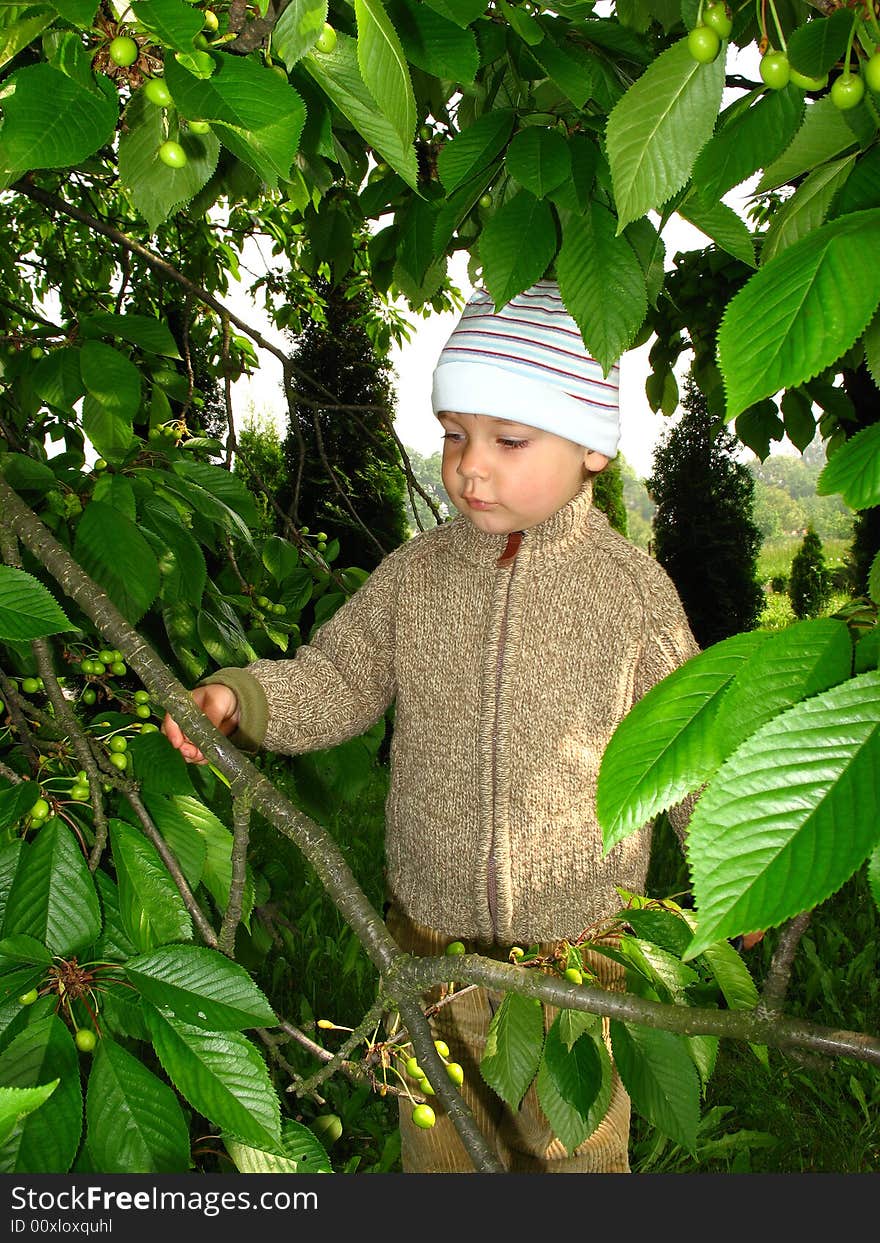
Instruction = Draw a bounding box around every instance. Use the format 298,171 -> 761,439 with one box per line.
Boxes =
788,527 -> 832,618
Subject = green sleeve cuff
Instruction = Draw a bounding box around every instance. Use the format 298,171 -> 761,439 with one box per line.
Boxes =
198,668 -> 269,752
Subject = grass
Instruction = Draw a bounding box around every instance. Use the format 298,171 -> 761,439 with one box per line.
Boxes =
756,537 -> 854,631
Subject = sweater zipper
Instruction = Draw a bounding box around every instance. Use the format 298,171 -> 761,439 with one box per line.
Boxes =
488,531 -> 523,941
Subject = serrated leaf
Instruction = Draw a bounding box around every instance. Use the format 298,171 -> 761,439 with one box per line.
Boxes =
786,10 -> 853,78
164,53 -> 303,188
93,473 -> 137,522
141,795 -> 206,892
86,1038 -> 190,1173
868,843 -> 880,911
165,795 -> 254,924
0,13 -> 53,72
423,0 -> 486,25
529,32 -> 598,109
781,388 -> 816,453
535,1030 -> 612,1154
302,34 -> 418,188
31,348 -> 85,412
505,126 -> 571,198
0,566 -> 72,642
0,1016 -> 81,1173
0,455 -> 57,499
225,1117 -> 333,1173
79,340 -> 140,462
869,553 -> 880,607
93,871 -> 138,963
833,148 -> 880,219
356,0 -> 416,146
119,90 -> 220,230
610,1020 -> 699,1151
816,420 -> 880,509
710,619 -> 854,760
80,312 -> 180,358
140,504 -> 208,607
2,821 -> 100,957
73,501 -> 160,625
558,1007 -> 602,1050
126,945 -> 276,1030
541,1015 -> 602,1116
614,936 -> 699,1003
0,1080 -> 59,1148
480,992 -> 544,1109
606,36 -> 725,231
685,672 -> 880,957
480,191 -> 557,309
0,843 -> 22,931
691,86 -> 804,204
0,934 -> 52,973
557,201 -> 646,376
131,0 -> 204,52
755,95 -> 856,194
110,819 -> 193,952
388,0 -> 479,81
261,535 -> 300,584
172,458 -> 258,531
618,906 -> 694,956
597,632 -> 767,850
0,63 -> 117,173
718,209 -> 880,420
438,108 -> 515,194
126,731 -> 194,797
678,197 -> 755,268
761,155 -> 855,266
145,1005 -> 281,1150
273,0 -> 327,68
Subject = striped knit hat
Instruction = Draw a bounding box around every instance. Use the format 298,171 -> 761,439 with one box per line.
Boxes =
431,280 -> 620,457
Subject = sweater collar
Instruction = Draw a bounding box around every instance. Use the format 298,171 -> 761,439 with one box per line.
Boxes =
446,476 -> 596,567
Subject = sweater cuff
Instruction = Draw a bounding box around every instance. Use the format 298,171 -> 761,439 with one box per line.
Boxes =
198,668 -> 269,753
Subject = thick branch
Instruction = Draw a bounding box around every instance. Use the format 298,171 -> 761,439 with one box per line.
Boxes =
759,912 -> 812,1016
218,793 -> 251,956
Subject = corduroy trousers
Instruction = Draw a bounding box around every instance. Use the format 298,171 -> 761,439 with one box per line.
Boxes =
386,908 -> 631,1174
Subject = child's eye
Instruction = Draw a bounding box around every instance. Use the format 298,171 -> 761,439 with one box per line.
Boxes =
441,432 -> 465,443
499,438 -> 528,449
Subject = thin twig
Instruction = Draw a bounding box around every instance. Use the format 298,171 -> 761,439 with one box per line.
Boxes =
759,912 -> 813,1017
218,792 -> 251,955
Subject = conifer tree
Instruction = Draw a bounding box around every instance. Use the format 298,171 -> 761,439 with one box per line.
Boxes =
789,526 -> 832,619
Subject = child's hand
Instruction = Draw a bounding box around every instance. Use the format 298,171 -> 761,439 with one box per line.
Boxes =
162,684 -> 240,765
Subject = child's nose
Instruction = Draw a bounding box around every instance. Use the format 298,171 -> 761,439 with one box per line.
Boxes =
458,440 -> 489,477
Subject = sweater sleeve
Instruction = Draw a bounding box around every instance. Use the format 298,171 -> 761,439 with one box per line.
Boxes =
203,543 -> 404,755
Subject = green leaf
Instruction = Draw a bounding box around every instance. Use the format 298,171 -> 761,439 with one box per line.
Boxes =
30,348 -> 85,412
833,148 -> 880,219
0,934 -> 52,974
197,600 -> 258,667
0,785 -> 40,837
93,474 -> 137,522
272,0 -> 327,69
0,1080 -> 59,1148
73,500 -> 160,625
145,1005 -> 281,1149
388,0 -> 479,81
356,0 -> 416,146
480,192 -> 557,310
677,197 -> 755,268
505,126 -> 571,198
0,843 -> 22,931
529,32 -> 598,109
125,945 -> 276,1030
613,936 -> 699,1003
171,459 -> 259,531
141,795 -> 206,893
110,819 -> 193,952
0,63 -> 117,173
50,0 -> 99,26
225,1116 -> 333,1173
606,36 -> 725,231
610,1020 -> 699,1151
718,210 -> 880,420
541,1014 -> 602,1116
93,872 -> 138,963
755,94 -> 856,194
557,1007 -> 602,1050
816,420 -> 880,509
140,504 -> 208,607
0,566 -> 72,642
261,535 -> 300,584
79,340 -> 140,462
0,1016 -> 81,1173
598,632 -> 766,851
786,9 -> 854,78
126,731 -> 195,797
869,554 -> 880,608
480,992 -> 544,1109
691,87 -> 804,204
302,34 -> 418,188
0,13 -> 53,72
164,53 -> 304,187
557,201 -> 647,376
868,843 -> 880,912
86,1038 -> 190,1173
438,108 -> 515,194
685,672 -> 880,957
760,155 -> 855,266
535,1029 -> 612,1154
423,0 -> 486,25
131,0 -> 204,52
710,618 -> 854,761
2,821 -> 100,957
80,312 -> 180,358
781,388 -> 816,453
163,795 -> 254,924
119,89 -> 221,230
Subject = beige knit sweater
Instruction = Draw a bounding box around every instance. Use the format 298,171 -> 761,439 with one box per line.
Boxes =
209,480 -> 699,945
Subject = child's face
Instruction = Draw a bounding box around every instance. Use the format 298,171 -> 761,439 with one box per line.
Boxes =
438,411 -> 608,534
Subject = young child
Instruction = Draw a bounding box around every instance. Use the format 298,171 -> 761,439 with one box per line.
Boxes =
163,279 -> 699,1174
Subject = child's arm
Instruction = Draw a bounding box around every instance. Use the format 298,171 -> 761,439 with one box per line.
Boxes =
163,537 -> 406,763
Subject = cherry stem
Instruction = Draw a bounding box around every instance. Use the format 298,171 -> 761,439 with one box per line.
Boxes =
843,12 -> 860,73
766,0 -> 787,51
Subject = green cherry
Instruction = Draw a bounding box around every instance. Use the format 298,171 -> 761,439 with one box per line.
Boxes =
434,1039 -> 450,1058
75,1028 -> 97,1053
188,120 -> 211,134
405,1056 -> 422,1079
411,1104 -> 436,1129
564,966 -> 584,985
109,752 -> 128,771
789,67 -> 828,91
108,35 -> 139,67
760,50 -> 791,90
446,1062 -> 464,1086
311,1113 -> 343,1144
158,141 -> 188,169
133,690 -> 150,704
81,688 -> 97,706
866,52 -> 880,94
445,940 -> 466,956
830,73 -> 865,110
18,988 -> 39,1006
21,677 -> 41,694
109,735 -> 128,753
315,22 -> 337,54
702,2 -> 732,38
144,77 -> 173,107
687,25 -> 721,64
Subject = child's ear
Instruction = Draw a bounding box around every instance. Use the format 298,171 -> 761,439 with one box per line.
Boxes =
584,449 -> 610,473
